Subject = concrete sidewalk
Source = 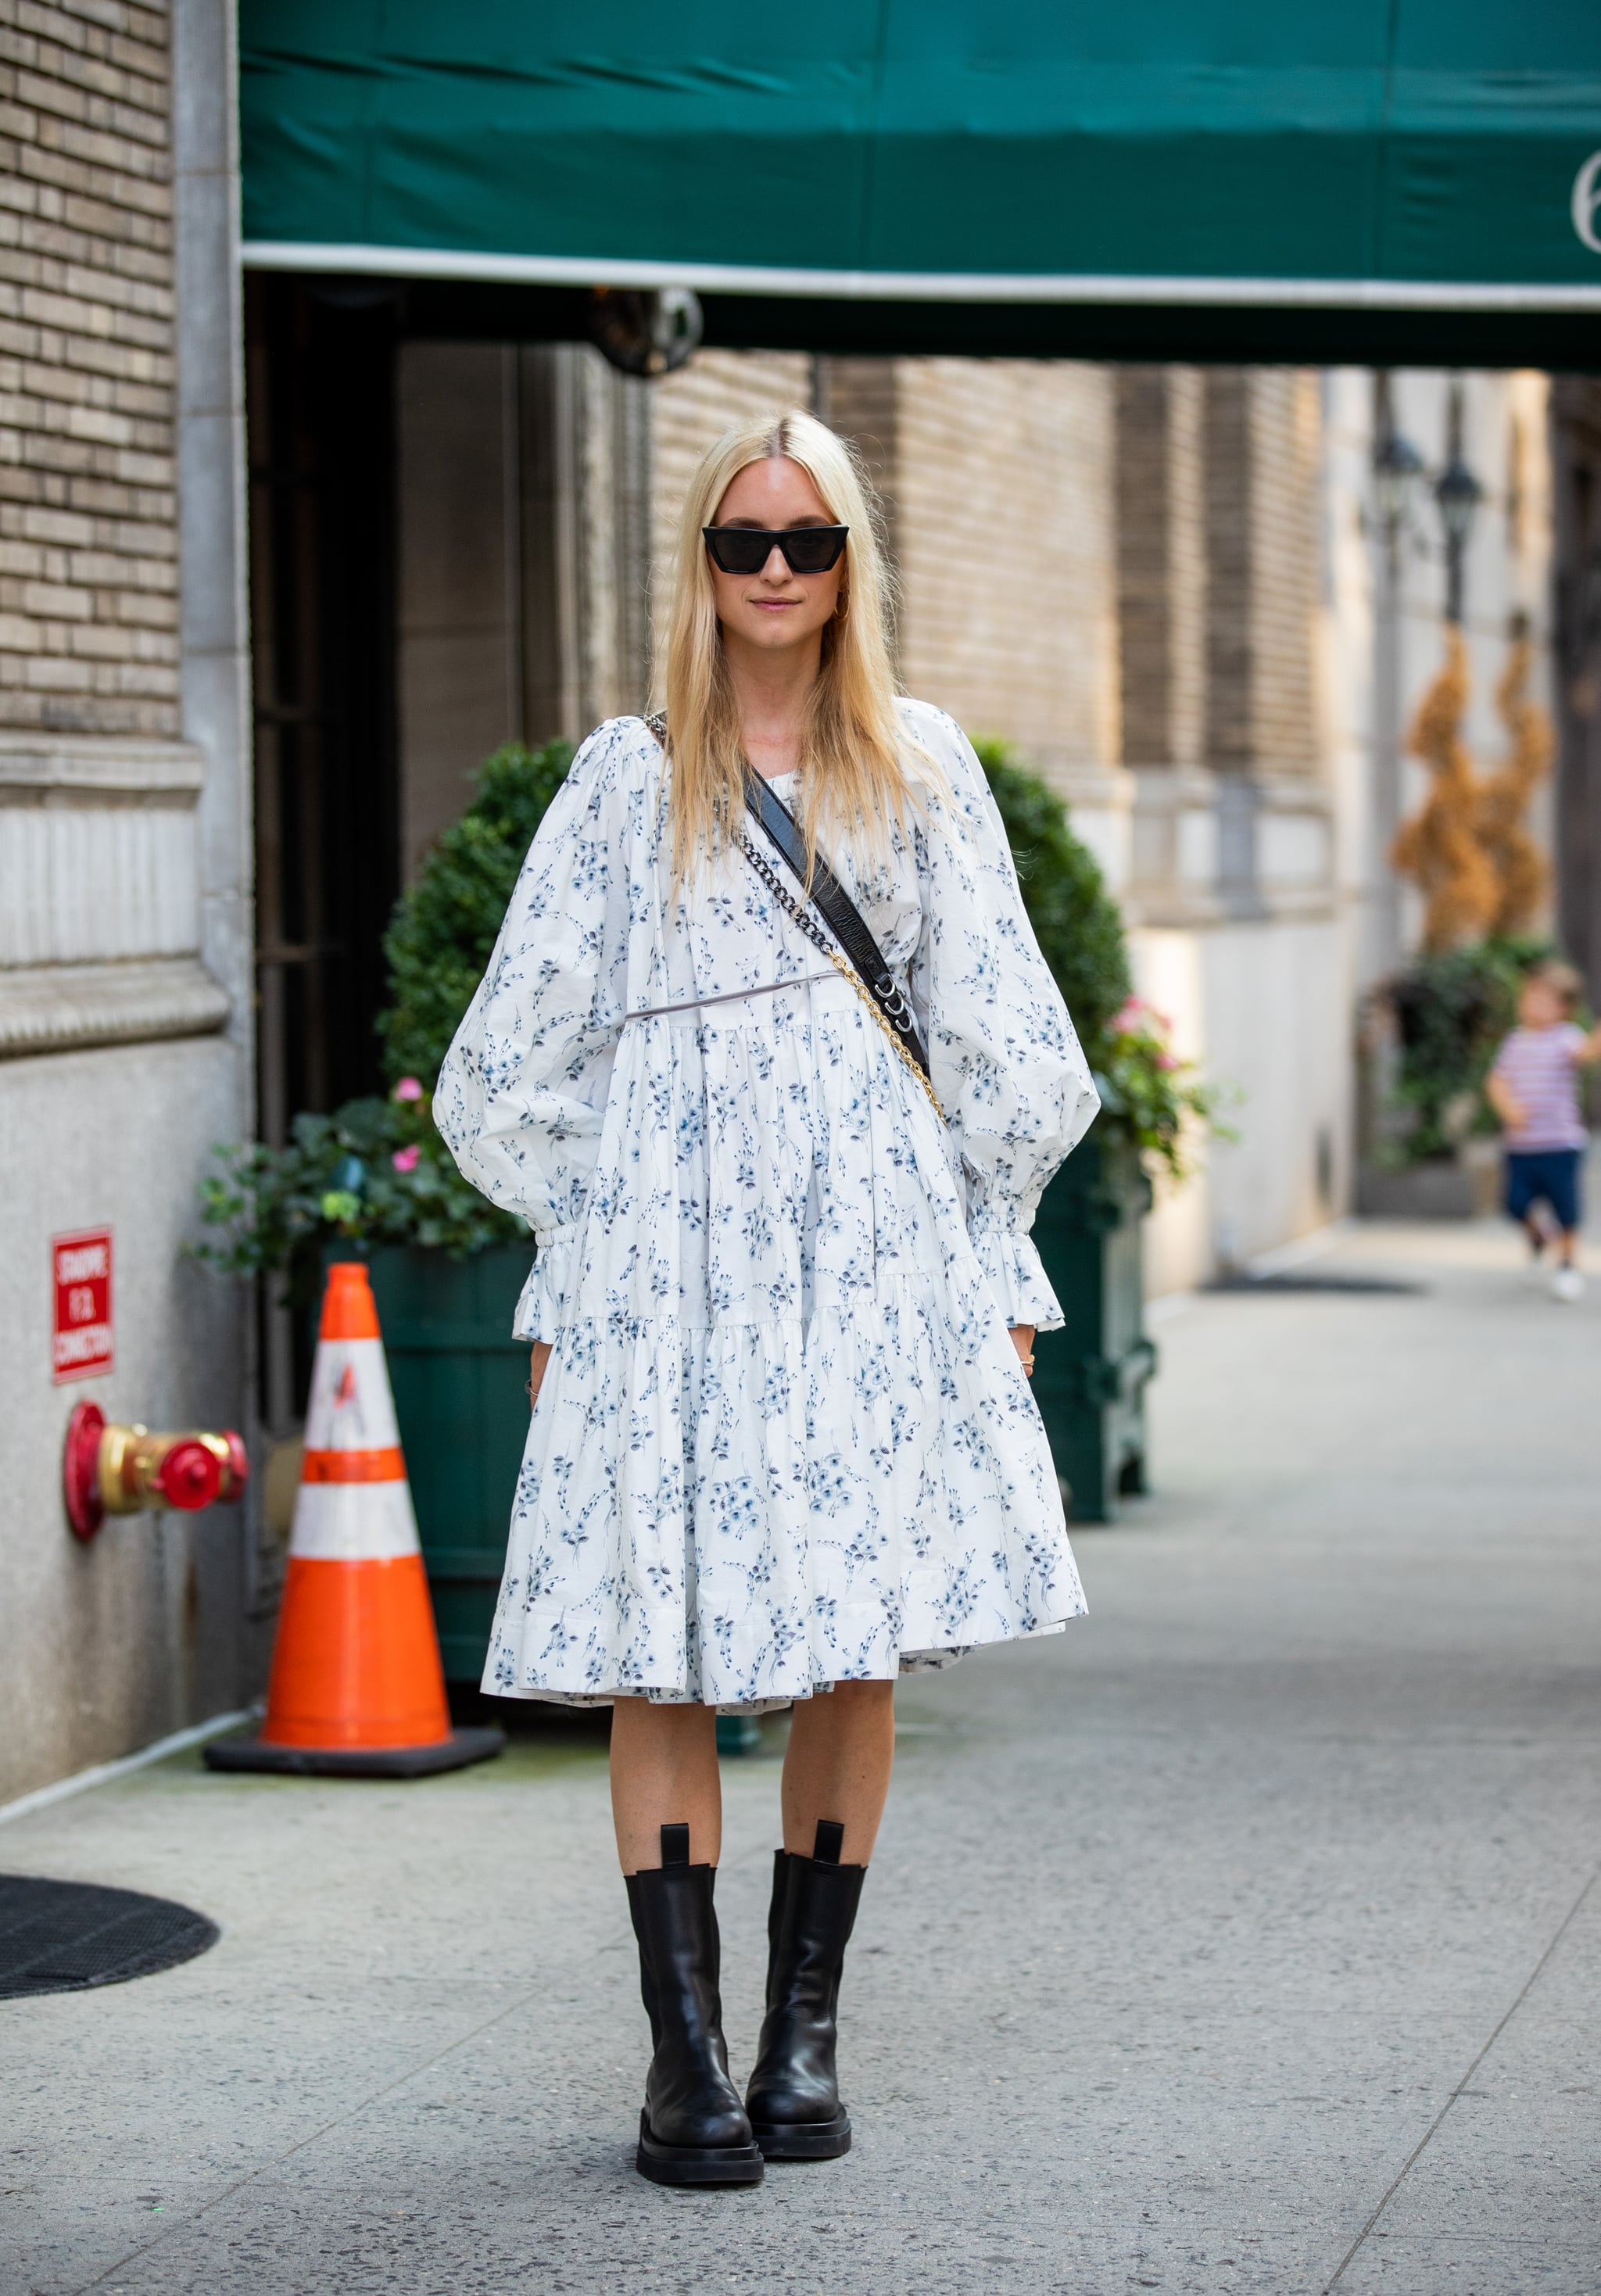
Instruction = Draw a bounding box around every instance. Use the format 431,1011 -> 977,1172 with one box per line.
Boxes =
4,1217 -> 1600,2296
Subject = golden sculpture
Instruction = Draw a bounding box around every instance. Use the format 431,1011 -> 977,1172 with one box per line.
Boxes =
1474,629 -> 1552,937
1391,629 -> 1499,951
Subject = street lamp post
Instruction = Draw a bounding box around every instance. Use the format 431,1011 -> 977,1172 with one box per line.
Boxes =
1368,375 -> 1425,982
1434,383 -> 1483,626
1374,426 -> 1424,572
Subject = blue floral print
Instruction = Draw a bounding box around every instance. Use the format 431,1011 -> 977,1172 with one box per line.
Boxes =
435,700 -> 1099,1710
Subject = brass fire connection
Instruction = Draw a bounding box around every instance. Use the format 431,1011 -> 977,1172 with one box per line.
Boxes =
64,1401 -> 248,1542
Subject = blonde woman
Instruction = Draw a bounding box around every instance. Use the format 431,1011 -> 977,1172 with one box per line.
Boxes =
437,410 -> 1098,2187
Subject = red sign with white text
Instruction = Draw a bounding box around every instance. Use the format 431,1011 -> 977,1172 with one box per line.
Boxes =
53,1228 -> 113,1382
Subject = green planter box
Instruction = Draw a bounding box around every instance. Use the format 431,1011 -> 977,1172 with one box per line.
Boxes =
364,1244 -> 530,1683
1030,1130 -> 1156,1523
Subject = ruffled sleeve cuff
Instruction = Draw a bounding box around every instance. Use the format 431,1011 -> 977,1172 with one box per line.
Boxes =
512,1225 -> 579,1342
969,1222 -> 1065,1333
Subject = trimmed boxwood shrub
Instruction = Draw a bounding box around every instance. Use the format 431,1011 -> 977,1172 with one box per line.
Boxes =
379,740 -> 575,1087
969,736 -> 1133,1051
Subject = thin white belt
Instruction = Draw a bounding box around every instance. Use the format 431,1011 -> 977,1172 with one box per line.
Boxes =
624,972 -> 839,1026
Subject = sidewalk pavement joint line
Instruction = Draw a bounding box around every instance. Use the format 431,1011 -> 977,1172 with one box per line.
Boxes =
0,1707 -> 263,1829
1321,1863 -> 1599,2293
71,1825 -> 787,2291
70,1858 -> 727,2296
72,1965 -> 593,2296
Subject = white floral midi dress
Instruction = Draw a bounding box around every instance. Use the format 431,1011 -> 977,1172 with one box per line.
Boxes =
435,697 -> 1100,1711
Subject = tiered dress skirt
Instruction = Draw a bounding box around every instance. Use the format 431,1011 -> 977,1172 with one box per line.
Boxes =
483,967 -> 1087,1711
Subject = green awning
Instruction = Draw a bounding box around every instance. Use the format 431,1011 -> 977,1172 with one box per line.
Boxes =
239,2 -> 1601,313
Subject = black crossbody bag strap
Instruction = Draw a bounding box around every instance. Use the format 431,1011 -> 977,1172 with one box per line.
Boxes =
642,712 -> 933,1082
742,771 -> 933,1080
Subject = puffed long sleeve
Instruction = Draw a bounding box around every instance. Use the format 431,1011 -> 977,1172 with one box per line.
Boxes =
907,704 -> 1101,1332
434,720 -> 646,1340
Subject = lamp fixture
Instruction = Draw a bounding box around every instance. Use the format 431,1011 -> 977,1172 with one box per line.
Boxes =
1434,383 -> 1483,625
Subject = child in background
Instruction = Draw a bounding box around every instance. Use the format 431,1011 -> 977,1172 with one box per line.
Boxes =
1485,960 -> 1601,1301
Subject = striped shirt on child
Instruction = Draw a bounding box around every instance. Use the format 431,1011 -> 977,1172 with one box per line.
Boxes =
1489,1024 -> 1588,1151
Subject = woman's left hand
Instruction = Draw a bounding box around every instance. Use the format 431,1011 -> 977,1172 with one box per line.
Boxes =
1009,1324 -> 1036,1376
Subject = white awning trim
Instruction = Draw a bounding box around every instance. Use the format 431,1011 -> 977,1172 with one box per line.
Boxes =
240,240 -> 1601,313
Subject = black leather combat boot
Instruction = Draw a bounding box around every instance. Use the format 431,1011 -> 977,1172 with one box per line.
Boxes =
625,1823 -> 764,2187
744,1819 -> 865,2160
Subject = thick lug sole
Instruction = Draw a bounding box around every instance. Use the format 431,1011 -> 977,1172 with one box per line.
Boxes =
635,2111 -> 765,2187
749,2108 -> 852,2162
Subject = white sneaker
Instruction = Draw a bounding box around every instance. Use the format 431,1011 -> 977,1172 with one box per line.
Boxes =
1552,1267 -> 1585,1303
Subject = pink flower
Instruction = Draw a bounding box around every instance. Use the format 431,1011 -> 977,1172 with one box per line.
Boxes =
1113,998 -> 1147,1034
1156,1051 -> 1178,1072
392,1076 -> 424,1102
391,1144 -> 421,1173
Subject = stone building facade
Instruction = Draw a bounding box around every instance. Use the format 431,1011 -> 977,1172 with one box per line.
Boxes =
0,0 -> 256,1803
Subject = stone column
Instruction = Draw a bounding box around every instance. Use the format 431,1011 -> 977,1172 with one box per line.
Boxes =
396,343 -> 525,878
0,0 -> 262,1791
396,340 -> 653,847
519,343 -> 651,744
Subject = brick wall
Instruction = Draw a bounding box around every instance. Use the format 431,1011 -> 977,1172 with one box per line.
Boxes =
888,358 -> 1118,773
655,351 -> 1119,778
1117,366 -> 1206,768
1205,368 -> 1321,773
1248,368 -> 1322,770
0,1 -> 177,736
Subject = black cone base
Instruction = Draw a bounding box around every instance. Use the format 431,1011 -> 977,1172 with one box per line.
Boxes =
204,1725 -> 505,1778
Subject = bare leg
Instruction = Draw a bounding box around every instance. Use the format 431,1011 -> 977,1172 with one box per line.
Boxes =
610,1701 -> 722,1873
1558,1226 -> 1581,1269
780,1679 -> 897,1864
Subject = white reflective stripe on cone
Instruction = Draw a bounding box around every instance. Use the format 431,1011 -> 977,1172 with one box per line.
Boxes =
288,1478 -> 421,1562
302,1338 -> 403,1452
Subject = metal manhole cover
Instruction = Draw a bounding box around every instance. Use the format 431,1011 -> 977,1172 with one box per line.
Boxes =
0,1873 -> 219,2000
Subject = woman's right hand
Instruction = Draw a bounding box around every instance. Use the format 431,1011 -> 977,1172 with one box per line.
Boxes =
528,1341 -> 553,1413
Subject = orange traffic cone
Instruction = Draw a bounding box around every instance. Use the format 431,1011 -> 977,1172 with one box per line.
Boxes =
208,1263 -> 503,1777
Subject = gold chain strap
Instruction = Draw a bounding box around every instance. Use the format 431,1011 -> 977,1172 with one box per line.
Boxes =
817,938 -> 947,1125
736,827 -> 947,1126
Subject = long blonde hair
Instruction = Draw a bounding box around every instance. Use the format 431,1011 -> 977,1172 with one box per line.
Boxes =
658,407 -> 925,890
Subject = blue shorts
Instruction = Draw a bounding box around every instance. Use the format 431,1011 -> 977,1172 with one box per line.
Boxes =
1504,1148 -> 1583,1232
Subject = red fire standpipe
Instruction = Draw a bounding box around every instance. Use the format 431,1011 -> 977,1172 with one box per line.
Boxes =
64,1402 -> 249,1542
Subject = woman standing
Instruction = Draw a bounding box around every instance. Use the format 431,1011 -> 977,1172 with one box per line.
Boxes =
437,410 -> 1098,2187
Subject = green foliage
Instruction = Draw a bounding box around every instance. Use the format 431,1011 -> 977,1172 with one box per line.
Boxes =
192,1088 -> 528,1293
972,738 -> 1229,1177
972,737 -> 1132,1048
1384,933 -> 1556,1163
1094,998 -> 1238,1180
378,740 -> 575,1087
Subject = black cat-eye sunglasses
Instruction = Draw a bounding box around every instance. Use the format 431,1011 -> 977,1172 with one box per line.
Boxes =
703,524 -> 849,575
